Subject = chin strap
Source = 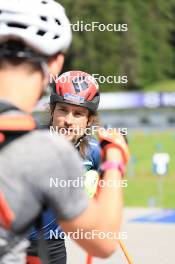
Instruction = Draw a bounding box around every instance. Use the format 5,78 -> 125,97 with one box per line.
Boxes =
74,135 -> 86,149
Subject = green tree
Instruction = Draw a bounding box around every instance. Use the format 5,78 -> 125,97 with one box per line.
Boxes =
58,0 -> 175,91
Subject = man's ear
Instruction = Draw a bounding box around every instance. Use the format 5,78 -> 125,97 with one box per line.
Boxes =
48,53 -> 65,76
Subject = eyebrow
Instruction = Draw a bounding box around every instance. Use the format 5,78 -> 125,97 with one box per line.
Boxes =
56,105 -> 85,112
56,105 -> 68,109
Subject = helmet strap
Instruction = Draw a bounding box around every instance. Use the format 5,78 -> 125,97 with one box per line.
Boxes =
74,135 -> 86,149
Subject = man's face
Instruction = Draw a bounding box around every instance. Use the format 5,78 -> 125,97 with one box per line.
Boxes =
52,102 -> 90,143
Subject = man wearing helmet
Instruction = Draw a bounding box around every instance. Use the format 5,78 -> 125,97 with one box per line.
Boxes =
28,71 -> 101,264
50,71 -> 100,161
50,71 -> 102,196
0,1 -> 130,264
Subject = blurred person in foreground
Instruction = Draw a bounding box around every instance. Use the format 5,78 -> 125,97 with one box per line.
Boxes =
0,0 -> 129,264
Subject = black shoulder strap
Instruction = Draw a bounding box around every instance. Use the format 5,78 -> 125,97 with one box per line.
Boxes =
0,102 -> 19,113
0,111 -> 49,264
35,215 -> 49,264
0,115 -> 36,150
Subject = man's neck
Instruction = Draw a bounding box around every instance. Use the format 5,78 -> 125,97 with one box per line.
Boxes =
0,69 -> 43,113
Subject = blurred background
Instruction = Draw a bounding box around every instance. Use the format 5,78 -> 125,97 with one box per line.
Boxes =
35,0 -> 175,209
34,1 -> 175,263
61,0 -> 175,92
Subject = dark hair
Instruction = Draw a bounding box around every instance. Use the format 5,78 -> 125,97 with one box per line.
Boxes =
0,40 -> 48,73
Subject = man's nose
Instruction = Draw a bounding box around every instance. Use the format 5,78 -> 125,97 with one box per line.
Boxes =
64,112 -> 74,125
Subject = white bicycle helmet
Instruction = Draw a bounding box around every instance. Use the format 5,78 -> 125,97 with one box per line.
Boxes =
0,0 -> 72,56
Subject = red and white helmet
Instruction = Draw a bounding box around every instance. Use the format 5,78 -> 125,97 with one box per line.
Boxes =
50,71 -> 100,112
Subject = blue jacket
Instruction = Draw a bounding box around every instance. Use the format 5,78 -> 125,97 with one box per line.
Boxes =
28,136 -> 100,240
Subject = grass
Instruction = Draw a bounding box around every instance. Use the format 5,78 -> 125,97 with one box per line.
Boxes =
124,130 -> 175,208
124,178 -> 175,208
143,79 -> 175,92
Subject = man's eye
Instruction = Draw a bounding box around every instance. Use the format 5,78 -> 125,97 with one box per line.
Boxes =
75,112 -> 83,116
57,108 -> 67,113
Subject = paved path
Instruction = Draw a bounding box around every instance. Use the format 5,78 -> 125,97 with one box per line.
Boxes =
66,208 -> 175,264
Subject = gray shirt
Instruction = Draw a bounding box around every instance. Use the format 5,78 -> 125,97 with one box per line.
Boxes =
0,128 -> 89,263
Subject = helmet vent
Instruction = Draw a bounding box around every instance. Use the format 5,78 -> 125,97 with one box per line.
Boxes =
41,0 -> 48,4
37,30 -> 46,36
53,35 -> 60,40
55,19 -> 61,25
40,16 -> 47,22
7,23 -> 27,29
